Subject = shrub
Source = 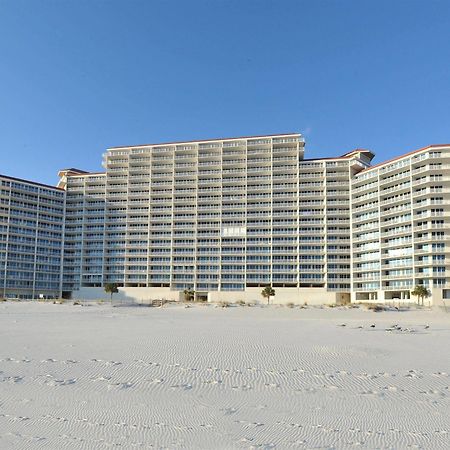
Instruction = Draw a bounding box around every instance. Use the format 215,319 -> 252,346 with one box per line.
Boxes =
104,283 -> 119,305
261,285 -> 275,305
236,300 -> 246,306
183,289 -> 195,302
286,302 -> 295,309
411,285 -> 430,306
367,303 -> 384,312
219,301 -> 230,308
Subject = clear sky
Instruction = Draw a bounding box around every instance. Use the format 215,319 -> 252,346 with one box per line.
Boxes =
1,0 -> 450,185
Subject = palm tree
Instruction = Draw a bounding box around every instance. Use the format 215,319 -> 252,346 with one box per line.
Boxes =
411,285 -> 430,306
261,285 -> 275,305
104,283 -> 119,306
183,288 -> 195,302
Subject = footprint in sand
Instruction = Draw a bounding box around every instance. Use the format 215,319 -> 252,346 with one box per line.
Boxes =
251,443 -> 275,449
232,384 -> 253,391
222,407 -> 238,415
254,404 -> 267,410
405,370 -> 423,379
0,414 -> 29,422
382,385 -> 402,392
203,379 -> 222,385
146,378 -> 164,384
4,358 -> 31,363
107,382 -> 134,390
42,414 -> 68,423
170,383 -> 193,390
324,384 -> 339,390
90,375 -> 111,382
360,389 -> 379,395
0,375 -> 24,383
46,378 -> 77,386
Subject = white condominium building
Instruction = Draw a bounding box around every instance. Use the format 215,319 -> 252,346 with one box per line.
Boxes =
351,144 -> 450,304
2,134 -> 449,305
57,169 -> 107,292
0,175 -> 65,299
62,133 -> 374,304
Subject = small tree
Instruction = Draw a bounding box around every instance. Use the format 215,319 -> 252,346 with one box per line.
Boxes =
183,288 -> 195,302
411,285 -> 430,306
261,285 -> 275,305
104,283 -> 119,306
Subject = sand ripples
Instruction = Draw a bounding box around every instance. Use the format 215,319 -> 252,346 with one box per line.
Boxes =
1,303 -> 450,449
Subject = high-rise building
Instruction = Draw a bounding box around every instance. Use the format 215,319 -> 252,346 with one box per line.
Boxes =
61,133 -> 374,304
57,169 -> 107,293
0,174 -> 65,299
2,134 -> 449,305
351,144 -> 450,304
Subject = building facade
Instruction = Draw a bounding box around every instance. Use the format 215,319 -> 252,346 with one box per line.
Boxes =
62,133 -> 374,304
57,169 -> 107,293
2,134 -> 449,305
351,144 -> 450,305
0,175 -> 65,299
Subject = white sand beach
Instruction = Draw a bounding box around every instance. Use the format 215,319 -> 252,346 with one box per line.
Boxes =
0,302 -> 449,449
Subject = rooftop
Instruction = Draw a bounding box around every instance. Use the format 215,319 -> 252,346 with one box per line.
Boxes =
59,168 -> 90,174
65,172 -> 106,178
302,148 -> 375,162
107,133 -> 302,150
0,173 -> 64,191
358,144 -> 450,173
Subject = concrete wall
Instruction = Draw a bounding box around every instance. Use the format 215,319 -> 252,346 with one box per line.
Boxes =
74,286 -> 449,307
351,288 -> 443,306
72,287 -> 179,303
428,288 -> 444,307
209,288 -> 338,305
72,286 -> 339,306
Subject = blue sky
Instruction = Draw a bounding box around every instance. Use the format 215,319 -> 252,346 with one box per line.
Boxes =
1,0 -> 450,185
